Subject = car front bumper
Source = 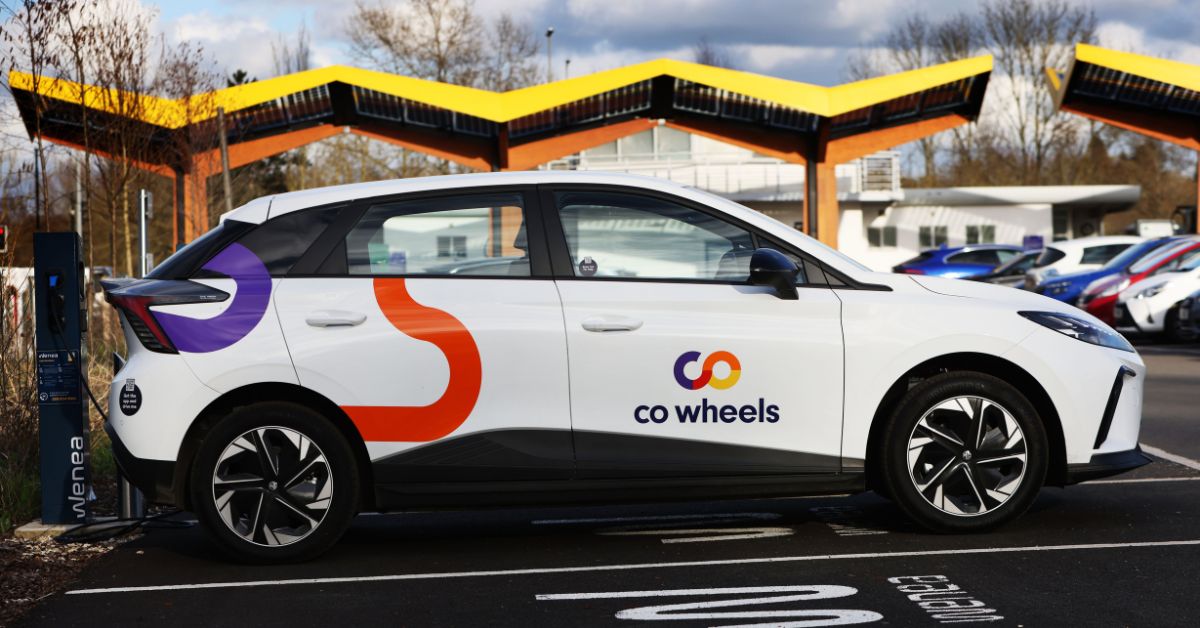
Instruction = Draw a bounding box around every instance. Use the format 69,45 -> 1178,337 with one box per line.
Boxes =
1065,447 -> 1153,484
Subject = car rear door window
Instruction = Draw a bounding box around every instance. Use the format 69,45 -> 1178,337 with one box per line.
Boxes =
1081,244 -> 1132,265
344,193 -> 531,277
554,191 -> 756,282
947,250 -> 1000,266
227,205 -> 343,277
1034,247 -> 1066,267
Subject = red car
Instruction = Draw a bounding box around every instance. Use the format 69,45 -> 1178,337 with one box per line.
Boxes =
1079,237 -> 1200,323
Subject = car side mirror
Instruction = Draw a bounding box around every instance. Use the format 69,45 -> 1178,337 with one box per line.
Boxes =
749,248 -> 799,300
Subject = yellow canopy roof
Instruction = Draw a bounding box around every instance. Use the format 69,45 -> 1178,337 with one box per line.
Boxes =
9,54 -> 992,130
1073,43 -> 1200,94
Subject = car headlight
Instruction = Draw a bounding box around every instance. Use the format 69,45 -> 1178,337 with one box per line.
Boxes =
1098,277 -> 1130,298
1018,311 -> 1135,352
1136,285 -> 1164,299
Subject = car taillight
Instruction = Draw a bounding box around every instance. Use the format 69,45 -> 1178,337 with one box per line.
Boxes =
898,268 -> 925,275
101,278 -> 229,354
107,293 -> 177,353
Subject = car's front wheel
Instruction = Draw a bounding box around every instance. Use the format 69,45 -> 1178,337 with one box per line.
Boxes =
190,402 -> 360,562
880,372 -> 1047,533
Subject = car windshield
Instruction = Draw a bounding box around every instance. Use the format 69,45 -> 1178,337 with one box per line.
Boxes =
992,251 -> 1037,275
1179,250 -> 1200,272
1033,247 -> 1065,267
1129,240 -> 1196,274
1103,239 -> 1165,270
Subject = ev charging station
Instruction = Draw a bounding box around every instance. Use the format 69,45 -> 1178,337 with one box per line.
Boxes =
32,232 -> 92,525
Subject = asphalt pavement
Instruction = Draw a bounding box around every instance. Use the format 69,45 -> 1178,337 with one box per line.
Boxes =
16,344 -> 1200,628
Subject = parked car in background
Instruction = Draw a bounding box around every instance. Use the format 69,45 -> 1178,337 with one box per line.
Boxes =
1024,236 -> 1142,289
892,244 -> 1023,279
970,250 -> 1041,287
1033,237 -> 1184,304
1114,247 -> 1200,341
1176,288 -> 1200,341
1080,237 -> 1200,324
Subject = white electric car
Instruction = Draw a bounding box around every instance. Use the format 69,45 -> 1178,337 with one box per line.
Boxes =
1025,235 -> 1142,289
102,172 -> 1147,562
1114,248 -> 1200,340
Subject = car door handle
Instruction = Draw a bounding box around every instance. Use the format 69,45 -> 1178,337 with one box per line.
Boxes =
305,310 -> 367,327
581,316 -> 643,332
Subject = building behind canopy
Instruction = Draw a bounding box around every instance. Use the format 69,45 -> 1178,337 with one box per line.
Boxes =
9,55 -> 992,250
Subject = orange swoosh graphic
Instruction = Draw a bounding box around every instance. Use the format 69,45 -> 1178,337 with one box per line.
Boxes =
342,278 -> 482,442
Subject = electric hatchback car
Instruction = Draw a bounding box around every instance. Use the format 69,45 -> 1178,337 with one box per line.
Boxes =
1033,236 -> 1183,304
102,172 -> 1148,562
1024,236 -> 1141,289
892,244 -> 1022,279
1079,237 -> 1200,324
1113,248 -> 1200,340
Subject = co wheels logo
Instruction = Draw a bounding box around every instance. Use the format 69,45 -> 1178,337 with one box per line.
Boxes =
638,350 -> 779,425
673,350 -> 741,390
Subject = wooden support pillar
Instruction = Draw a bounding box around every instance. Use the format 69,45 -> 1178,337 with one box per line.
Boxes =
173,163 -> 211,247
802,160 -> 840,247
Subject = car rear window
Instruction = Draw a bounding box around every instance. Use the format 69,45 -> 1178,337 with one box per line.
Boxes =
1130,240 -> 1196,274
900,251 -> 936,266
1080,243 -> 1133,265
947,250 -> 1001,266
1033,247 -> 1066,267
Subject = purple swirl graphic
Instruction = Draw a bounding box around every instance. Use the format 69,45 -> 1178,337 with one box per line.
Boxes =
155,243 -> 271,353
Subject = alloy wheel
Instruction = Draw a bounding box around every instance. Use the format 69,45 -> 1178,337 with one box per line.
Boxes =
906,396 -> 1028,517
211,426 -> 333,546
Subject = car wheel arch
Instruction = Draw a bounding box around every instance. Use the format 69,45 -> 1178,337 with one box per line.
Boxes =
864,352 -> 1067,491
174,382 -> 375,512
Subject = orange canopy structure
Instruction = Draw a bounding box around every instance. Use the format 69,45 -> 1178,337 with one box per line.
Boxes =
11,55 -> 992,248
1049,43 -> 1200,231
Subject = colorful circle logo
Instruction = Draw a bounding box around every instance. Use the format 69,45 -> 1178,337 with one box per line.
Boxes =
673,350 -> 741,390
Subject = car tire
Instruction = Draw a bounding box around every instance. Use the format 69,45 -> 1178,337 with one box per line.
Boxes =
1165,306 -> 1197,343
879,372 -> 1047,533
189,402 -> 360,563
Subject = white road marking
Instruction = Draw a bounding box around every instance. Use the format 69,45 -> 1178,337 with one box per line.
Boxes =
597,527 -> 795,543
537,586 -> 831,600
66,538 -> 1200,596
1141,444 -> 1200,472
1084,476 -> 1200,485
532,512 -> 781,525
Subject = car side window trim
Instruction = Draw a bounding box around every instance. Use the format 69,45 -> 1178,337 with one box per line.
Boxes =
287,185 -> 554,279
538,183 -> 887,291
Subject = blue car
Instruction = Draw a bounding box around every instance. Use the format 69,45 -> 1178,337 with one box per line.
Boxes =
1034,236 -> 1184,303
893,244 -> 1023,278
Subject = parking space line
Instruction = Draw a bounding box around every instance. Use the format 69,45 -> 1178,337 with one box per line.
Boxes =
1141,444 -> 1200,472
66,538 -> 1200,596
1085,476 -> 1200,485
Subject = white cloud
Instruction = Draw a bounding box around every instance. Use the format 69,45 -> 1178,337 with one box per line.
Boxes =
1097,19 -> 1200,64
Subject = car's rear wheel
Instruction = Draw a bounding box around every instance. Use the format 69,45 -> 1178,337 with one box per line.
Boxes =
880,372 -> 1047,533
190,402 -> 359,562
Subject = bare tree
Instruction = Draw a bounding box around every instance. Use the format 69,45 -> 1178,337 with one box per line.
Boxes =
487,13 -> 539,90
347,0 -> 539,91
272,20 -> 311,76
1,0 -> 74,229
54,0 -> 99,266
692,36 -> 732,69
88,0 -> 155,275
347,0 -> 486,86
980,0 -> 1096,184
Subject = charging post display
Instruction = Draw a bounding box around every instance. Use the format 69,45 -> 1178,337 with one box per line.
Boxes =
33,232 -> 91,525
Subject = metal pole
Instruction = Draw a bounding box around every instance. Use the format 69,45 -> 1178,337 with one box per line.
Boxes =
74,160 -> 83,237
565,58 -> 571,79
545,27 -> 555,83
138,190 -> 150,277
217,107 -> 234,214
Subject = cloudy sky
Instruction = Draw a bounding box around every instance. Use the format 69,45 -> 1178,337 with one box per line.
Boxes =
149,0 -> 1200,86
